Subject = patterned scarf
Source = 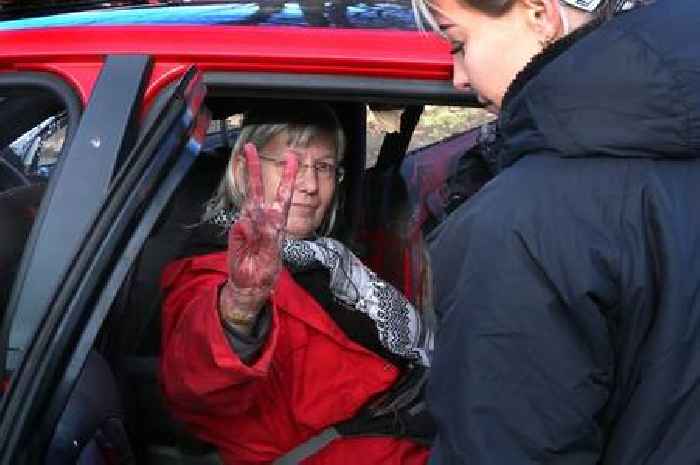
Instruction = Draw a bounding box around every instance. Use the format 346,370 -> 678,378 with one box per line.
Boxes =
282,238 -> 433,366
210,208 -> 433,366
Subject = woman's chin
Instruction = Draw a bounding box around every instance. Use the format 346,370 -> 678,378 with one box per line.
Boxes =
284,231 -> 305,240
285,221 -> 320,240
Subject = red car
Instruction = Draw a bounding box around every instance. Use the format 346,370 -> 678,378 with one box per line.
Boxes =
0,2 -> 485,464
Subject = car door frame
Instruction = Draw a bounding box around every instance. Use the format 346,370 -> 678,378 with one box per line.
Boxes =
0,55 -> 152,379
0,57 -> 209,465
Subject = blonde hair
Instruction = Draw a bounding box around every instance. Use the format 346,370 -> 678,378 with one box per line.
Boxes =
203,103 -> 346,237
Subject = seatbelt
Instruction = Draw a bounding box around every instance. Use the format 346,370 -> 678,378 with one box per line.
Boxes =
269,109 -> 433,465
360,106 -> 423,292
374,105 -> 422,171
272,366 -> 433,464
273,428 -> 341,465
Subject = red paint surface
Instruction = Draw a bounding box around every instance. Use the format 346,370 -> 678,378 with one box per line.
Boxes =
1,25 -> 452,107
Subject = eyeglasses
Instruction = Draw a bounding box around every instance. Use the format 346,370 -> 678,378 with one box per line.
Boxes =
258,154 -> 344,182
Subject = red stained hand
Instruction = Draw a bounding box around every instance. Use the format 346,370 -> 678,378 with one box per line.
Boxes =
225,143 -> 298,314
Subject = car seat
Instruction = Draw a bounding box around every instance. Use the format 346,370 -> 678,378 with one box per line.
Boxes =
102,101 -> 366,464
105,151 -> 227,463
46,350 -> 134,465
0,183 -> 45,318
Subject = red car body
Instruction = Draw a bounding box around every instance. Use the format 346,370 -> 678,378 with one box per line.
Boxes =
0,3 -> 478,464
0,25 -> 452,107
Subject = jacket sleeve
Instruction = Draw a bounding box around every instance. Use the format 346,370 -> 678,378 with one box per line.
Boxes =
159,253 -> 280,418
428,208 -> 615,464
223,306 -> 272,364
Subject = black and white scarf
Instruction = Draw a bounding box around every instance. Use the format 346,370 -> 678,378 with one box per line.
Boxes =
211,208 -> 434,366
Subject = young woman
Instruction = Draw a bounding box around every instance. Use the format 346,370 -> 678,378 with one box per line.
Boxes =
413,0 -> 700,463
159,103 -> 434,464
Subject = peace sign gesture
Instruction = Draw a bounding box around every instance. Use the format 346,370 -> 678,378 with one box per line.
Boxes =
220,143 -> 298,328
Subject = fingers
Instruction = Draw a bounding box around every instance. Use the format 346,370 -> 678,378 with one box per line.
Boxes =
271,150 -> 299,229
243,143 -> 264,205
228,218 -> 282,290
228,216 -> 257,263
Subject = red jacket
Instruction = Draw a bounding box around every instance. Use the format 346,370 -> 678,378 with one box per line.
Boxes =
159,251 -> 429,465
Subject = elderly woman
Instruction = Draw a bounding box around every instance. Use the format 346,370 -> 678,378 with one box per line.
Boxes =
159,103 -> 434,465
412,0 -> 700,464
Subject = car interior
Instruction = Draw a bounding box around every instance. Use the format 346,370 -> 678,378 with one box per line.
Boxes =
97,97 -> 427,465
0,88 -> 74,321
0,82 -> 486,465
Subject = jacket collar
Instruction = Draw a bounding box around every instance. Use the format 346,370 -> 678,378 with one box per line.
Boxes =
491,0 -> 700,171
491,18 -> 604,172
501,17 -> 604,111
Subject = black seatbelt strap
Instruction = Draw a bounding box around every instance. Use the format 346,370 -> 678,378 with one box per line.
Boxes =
374,106 -> 422,171
273,428 -> 341,465
272,366 -> 434,464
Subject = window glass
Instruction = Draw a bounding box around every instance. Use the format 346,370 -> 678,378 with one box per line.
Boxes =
365,105 -> 493,168
202,115 -> 242,157
207,115 -> 243,135
7,112 -> 67,181
0,89 -> 69,353
408,105 -> 493,153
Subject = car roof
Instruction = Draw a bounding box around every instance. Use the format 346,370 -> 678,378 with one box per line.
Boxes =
0,25 -> 450,80
0,1 -> 463,108
0,0 -> 417,31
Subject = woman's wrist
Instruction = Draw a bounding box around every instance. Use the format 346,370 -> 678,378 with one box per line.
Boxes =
219,280 -> 267,328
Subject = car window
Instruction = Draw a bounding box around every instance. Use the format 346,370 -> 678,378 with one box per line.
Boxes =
5,112 -> 67,182
0,89 -> 70,388
202,116 -> 241,156
407,105 -> 493,153
365,105 -> 493,168
0,64 -> 207,464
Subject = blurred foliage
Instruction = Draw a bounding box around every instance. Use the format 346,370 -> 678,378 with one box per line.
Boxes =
367,105 -> 495,167
408,106 -> 494,152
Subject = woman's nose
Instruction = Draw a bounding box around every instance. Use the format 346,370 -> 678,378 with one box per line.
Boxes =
295,164 -> 319,193
452,56 -> 470,91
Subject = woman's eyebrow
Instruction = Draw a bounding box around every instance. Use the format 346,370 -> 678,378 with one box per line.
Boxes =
438,23 -> 455,32
290,150 -> 336,160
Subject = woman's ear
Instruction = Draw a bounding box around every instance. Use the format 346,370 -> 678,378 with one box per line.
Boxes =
518,0 -> 563,44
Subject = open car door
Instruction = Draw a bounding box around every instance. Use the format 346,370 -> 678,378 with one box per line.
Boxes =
0,57 -> 210,465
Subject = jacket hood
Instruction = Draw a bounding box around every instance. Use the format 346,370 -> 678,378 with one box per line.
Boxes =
494,0 -> 700,171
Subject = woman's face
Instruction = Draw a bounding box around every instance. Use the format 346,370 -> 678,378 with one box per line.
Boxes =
257,131 -> 338,239
432,0 -> 546,111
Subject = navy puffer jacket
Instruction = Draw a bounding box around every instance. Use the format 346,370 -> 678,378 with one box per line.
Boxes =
427,1 -> 700,463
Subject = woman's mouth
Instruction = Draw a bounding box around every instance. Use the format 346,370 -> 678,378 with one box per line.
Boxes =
291,203 -> 317,211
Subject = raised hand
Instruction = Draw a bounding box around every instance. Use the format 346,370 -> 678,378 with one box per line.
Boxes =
220,143 -> 298,327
